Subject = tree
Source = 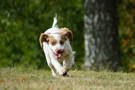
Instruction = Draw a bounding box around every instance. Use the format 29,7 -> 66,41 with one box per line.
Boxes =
84,0 -> 121,71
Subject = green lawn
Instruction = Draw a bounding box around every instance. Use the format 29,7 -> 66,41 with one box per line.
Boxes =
0,68 -> 135,90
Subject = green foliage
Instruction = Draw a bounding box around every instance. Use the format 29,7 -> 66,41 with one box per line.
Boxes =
0,0 -> 84,69
117,0 -> 135,71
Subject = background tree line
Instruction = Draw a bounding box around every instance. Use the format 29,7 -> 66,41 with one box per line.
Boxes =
0,0 -> 134,72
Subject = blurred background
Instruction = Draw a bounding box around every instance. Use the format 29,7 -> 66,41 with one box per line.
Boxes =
0,0 -> 134,72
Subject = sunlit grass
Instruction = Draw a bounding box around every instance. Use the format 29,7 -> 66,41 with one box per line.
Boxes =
0,68 -> 135,90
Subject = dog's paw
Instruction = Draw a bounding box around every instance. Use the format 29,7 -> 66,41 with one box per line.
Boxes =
63,72 -> 69,77
59,68 -> 67,76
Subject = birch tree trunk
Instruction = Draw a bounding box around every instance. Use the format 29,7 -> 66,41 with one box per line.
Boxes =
84,0 -> 121,71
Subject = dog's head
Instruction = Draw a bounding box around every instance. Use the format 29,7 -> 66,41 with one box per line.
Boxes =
40,28 -> 73,59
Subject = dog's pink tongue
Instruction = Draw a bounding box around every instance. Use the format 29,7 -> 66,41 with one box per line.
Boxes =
56,54 -> 61,59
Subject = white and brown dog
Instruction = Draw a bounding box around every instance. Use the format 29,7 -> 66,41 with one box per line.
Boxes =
39,15 -> 75,76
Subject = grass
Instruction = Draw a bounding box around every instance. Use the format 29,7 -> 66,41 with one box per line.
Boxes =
0,68 -> 135,90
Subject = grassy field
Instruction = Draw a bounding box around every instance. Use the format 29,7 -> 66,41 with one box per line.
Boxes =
0,68 -> 135,90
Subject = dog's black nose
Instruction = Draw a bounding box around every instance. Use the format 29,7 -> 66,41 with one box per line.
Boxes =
57,50 -> 61,54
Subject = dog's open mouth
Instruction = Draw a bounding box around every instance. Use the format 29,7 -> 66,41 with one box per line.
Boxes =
54,53 -> 62,59
52,50 -> 65,59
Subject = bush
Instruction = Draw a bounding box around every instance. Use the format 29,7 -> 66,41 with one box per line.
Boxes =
0,0 -> 84,69
117,0 -> 135,72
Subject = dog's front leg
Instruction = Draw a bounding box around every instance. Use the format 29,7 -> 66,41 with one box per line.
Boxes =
43,42 -> 57,76
63,53 -> 75,72
51,58 -> 67,76
45,45 -> 66,76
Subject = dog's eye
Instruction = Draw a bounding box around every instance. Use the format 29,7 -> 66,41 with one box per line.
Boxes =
60,40 -> 64,45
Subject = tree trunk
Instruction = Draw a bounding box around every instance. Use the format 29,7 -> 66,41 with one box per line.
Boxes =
84,0 -> 121,71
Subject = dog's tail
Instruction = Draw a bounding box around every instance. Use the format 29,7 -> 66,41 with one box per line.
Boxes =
52,14 -> 58,28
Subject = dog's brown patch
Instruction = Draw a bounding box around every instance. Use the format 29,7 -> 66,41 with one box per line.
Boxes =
39,33 -> 49,47
48,36 -> 57,46
39,33 -> 57,47
60,28 -> 73,42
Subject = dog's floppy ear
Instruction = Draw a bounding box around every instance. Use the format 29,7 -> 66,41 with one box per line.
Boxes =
39,33 -> 49,47
60,28 -> 73,42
